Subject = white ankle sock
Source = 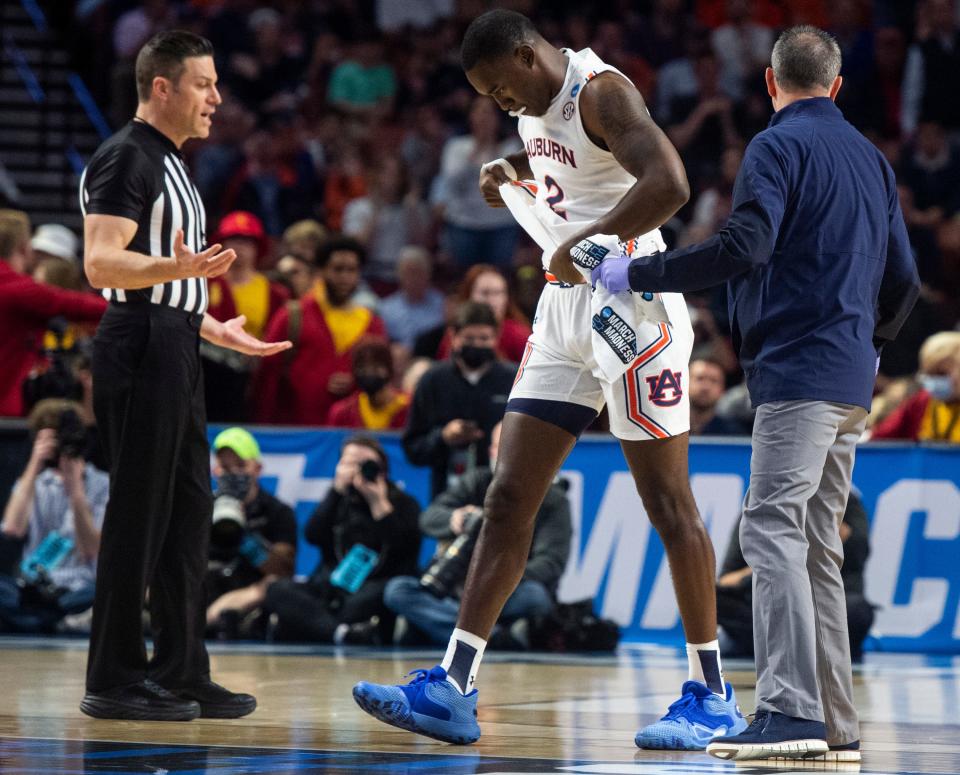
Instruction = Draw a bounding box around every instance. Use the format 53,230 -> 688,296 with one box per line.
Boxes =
441,628 -> 486,694
686,639 -> 725,695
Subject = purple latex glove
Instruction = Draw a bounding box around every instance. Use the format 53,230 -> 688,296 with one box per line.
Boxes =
590,255 -> 633,293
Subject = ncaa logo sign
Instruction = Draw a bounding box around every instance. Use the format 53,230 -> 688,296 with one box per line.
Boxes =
645,369 -> 683,407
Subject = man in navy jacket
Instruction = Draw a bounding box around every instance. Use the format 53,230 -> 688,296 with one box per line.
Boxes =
595,25 -> 919,763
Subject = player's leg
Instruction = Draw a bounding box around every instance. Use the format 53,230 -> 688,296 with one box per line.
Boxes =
619,434 -> 745,750
351,407 -> 589,744
447,409 -> 582,681
604,319 -> 745,749
620,433 -> 718,654
353,284 -> 601,743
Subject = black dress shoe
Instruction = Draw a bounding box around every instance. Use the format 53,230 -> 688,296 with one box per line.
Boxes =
166,679 -> 257,718
80,679 -> 201,721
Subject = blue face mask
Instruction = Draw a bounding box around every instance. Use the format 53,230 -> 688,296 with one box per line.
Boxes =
217,472 -> 253,499
921,375 -> 955,401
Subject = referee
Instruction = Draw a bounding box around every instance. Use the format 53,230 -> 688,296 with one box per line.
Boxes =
594,26 -> 919,761
78,31 -> 290,721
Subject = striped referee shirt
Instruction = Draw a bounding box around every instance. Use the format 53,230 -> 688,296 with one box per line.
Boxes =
79,119 -> 208,315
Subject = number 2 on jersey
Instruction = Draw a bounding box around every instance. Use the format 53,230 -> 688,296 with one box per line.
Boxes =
544,175 -> 567,220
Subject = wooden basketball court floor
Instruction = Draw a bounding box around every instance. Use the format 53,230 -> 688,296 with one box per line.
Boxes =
0,637 -> 957,774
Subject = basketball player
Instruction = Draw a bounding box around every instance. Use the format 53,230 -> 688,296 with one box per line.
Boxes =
353,11 -> 746,749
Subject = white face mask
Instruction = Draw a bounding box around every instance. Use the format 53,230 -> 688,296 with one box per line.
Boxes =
921,375 -> 955,401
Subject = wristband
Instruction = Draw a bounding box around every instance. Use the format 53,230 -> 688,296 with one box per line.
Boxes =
480,158 -> 518,181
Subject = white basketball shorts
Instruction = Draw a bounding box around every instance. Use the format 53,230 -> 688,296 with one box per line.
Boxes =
509,282 -> 694,441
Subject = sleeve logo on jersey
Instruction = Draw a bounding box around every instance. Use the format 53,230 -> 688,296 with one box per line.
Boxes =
572,238 -> 610,270
592,306 -> 637,364
645,369 -> 683,407
570,82 -> 581,98
562,101 -> 575,120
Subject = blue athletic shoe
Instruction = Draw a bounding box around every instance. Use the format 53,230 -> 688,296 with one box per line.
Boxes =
706,710 -> 828,761
636,680 -> 748,750
352,665 -> 481,745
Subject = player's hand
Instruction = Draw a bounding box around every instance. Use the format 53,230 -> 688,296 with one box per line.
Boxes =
173,229 -> 237,279
591,255 -> 634,294
548,236 -> 589,286
478,163 -> 512,208
215,315 -> 293,357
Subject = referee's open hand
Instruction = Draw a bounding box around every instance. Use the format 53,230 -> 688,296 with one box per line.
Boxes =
174,229 -> 237,279
210,315 -> 293,358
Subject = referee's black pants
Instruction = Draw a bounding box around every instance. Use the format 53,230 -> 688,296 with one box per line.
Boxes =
86,304 -> 212,692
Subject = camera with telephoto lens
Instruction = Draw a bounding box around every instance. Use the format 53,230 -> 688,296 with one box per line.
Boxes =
419,508 -> 484,598
210,473 -> 250,553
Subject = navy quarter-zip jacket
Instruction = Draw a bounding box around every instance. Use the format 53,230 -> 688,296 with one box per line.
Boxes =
627,97 -> 920,410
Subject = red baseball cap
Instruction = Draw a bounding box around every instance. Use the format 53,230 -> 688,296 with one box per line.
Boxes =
213,211 -> 267,255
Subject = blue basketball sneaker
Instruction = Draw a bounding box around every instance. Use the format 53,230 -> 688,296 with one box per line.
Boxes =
352,665 -> 481,745
636,680 -> 748,750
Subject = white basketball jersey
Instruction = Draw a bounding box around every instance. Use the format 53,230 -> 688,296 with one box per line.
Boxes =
517,48 -> 663,247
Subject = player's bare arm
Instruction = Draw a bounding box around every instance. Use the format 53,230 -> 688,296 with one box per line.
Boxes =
478,150 -> 533,207
84,214 -> 236,290
548,73 -> 689,284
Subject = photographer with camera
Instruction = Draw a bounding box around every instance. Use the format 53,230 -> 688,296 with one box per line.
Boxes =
0,399 -> 108,632
205,428 -> 297,639
264,436 -> 420,644
384,422 -> 571,647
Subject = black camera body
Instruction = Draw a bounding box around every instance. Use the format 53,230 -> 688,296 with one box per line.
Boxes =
419,510 -> 483,598
52,408 -> 87,463
359,459 -> 381,482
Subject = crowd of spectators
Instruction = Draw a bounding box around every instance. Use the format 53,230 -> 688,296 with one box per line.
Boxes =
0,0 -> 957,640
0,0 -> 958,435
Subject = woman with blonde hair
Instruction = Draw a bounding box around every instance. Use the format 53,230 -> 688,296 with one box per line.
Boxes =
870,331 -> 960,441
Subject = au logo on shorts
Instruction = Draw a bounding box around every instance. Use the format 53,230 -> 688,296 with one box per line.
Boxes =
592,306 -> 637,363
646,369 -> 683,406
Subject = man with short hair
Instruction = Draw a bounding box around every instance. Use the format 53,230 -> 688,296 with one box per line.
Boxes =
594,26 -> 920,761
403,301 -> 517,499
78,30 -> 290,721
265,436 -> 421,644
378,247 -> 445,350
255,236 -> 387,425
689,358 -> 748,436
